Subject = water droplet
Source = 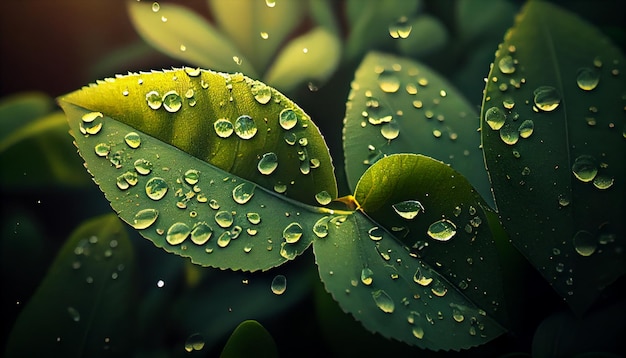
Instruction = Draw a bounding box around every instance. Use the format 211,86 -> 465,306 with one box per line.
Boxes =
368,226 -> 383,241
184,333 -> 205,352
485,106 -> 506,130
80,111 -> 104,135
389,16 -> 412,39
361,267 -> 374,285
271,274 -> 287,295
232,56 -> 242,65
573,230 -> 597,256
217,231 -> 232,247
533,86 -> 560,112
498,55 -> 516,74
274,182 -> 287,193
313,216 -> 330,238
151,2 -> 160,12
572,155 -> 598,182
162,90 -> 182,113
279,242 -> 298,260
372,290 -> 395,313
380,121 -> 400,140
215,210 -> 234,228
146,91 -> 162,110
183,169 -> 200,185
315,191 -> 332,206
166,222 -> 190,245
430,280 -> 448,297
257,152 -> 278,175
593,175 -> 614,189
427,219 -> 457,241
265,0 -> 276,8
184,67 -> 201,77
283,222 -> 303,243
145,177 -> 168,200
518,119 -> 534,138
132,208 -> 159,229
392,200 -> 425,220
413,267 -> 433,286
279,108 -> 298,130
502,97 -> 515,110
190,222 -> 213,245
260,31 -> 269,39
234,115 -> 257,139
576,67 -> 600,91
378,70 -> 400,93
133,159 -> 152,175
67,306 -> 80,322
412,326 -> 424,339
251,83 -> 272,104
214,118 -> 234,138
94,143 -> 110,157
232,182 -> 255,204
246,212 -> 261,225
499,122 -> 519,145
452,308 -> 464,322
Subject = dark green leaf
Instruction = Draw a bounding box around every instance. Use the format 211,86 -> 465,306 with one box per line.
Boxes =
481,1 -> 626,314
5,214 -> 135,358
0,92 -> 55,143
58,68 -> 336,271
314,154 -> 508,351
343,52 -> 493,206
220,320 -> 278,358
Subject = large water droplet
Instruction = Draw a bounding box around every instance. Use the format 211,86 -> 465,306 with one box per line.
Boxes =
427,219 -> 457,241
257,152 -> 278,175
184,169 -> 200,185
214,118 -> 234,138
533,86 -> 560,112
252,83 -> 272,104
232,182 -> 255,204
265,0 -> 276,8
215,210 -> 234,228
146,91 -> 162,110
576,67 -> 600,91
283,222 -> 303,243
372,290 -> 395,313
412,326 -> 424,339
498,55 -> 516,74
518,119 -> 534,138
485,106 -> 506,130
279,108 -> 298,130
413,267 -> 433,286
162,90 -> 182,113
190,222 -> 213,245
184,333 -> 205,352
145,177 -> 168,200
80,112 -> 104,135
94,142 -> 110,157
315,191 -> 332,206
380,121 -> 399,140
313,216 -> 330,238
246,212 -> 261,225
361,267 -> 374,285
593,175 -> 614,189
234,115 -> 257,139
132,208 -> 159,229
572,155 -> 598,182
389,16 -> 412,39
166,222 -> 190,245
499,122 -> 519,145
134,159 -> 153,175
392,200 -> 425,220
573,230 -> 597,257
279,242 -> 298,260
217,231 -> 232,248
378,70 -> 400,93
430,280 -> 448,297
124,132 -> 141,148
271,274 -> 287,295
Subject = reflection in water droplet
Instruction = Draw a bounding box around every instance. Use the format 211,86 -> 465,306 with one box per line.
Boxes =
146,91 -> 162,110
184,169 -> 200,185
533,86 -> 560,112
576,67 -> 600,91
134,159 -> 153,175
572,155 -> 598,182
279,108 -> 298,130
498,55 -> 516,74
252,83 -> 272,104
132,209 -> 159,229
413,267 -> 433,286
166,222 -> 190,245
215,210 -> 234,228
361,267 -> 374,285
258,152 -> 278,175
313,216 -> 330,238
593,175 -> 614,189
271,274 -> 287,295
389,16 -> 412,39
430,280 -> 448,297
146,177 -> 168,200
184,333 -> 205,352
151,2 -> 160,12
124,132 -> 141,148
372,290 -> 395,313
380,121 -> 400,140
485,106 -> 506,130
246,212 -> 261,225
80,112 -> 104,135
162,90 -> 182,113
283,222 -> 303,243
279,242 -> 298,260
499,123 -> 519,145
260,31 -> 269,39
518,119 -> 534,138
315,191 -> 332,205
392,200 -> 425,220
94,143 -> 110,157
190,222 -> 213,245
427,219 -> 457,241
378,70 -> 400,93
573,230 -> 597,256
265,0 -> 276,8
452,308 -> 464,322
214,118 -> 234,138
502,97 -> 515,110
232,182 -> 255,204
217,231 -> 232,248
368,226 -> 383,241
234,115 -> 257,139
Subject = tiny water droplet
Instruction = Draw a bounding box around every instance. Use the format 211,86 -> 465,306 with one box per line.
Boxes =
576,67 -> 600,91
368,226 -> 383,241
184,333 -> 205,352
145,177 -> 168,200
67,306 -> 80,322
315,191 -> 332,206
257,152 -> 278,175
260,31 -> 269,39
232,56 -> 242,65
372,290 -> 395,313
246,212 -> 261,225
593,175 -> 614,189
485,106 -> 506,130
392,200 -> 425,220
413,267 -> 433,286
361,267 -> 374,285
132,208 -> 159,229
533,86 -> 560,112
430,280 -> 447,297
234,115 -> 257,139
427,219 -> 457,241
162,90 -> 182,113
166,222 -> 190,245
279,108 -> 298,130
232,182 -> 255,204
214,118 -> 234,138
498,55 -> 516,74
271,274 -> 287,295
518,119 -> 534,138
283,222 -> 303,243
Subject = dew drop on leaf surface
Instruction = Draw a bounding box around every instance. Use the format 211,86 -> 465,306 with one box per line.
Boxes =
184,333 -> 205,352
371,289 -> 395,313
427,219 -> 457,241
271,274 -> 287,295
392,200 -> 425,220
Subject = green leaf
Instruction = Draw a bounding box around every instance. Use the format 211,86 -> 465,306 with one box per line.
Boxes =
220,320 -> 278,358
208,0 -> 305,75
481,1 -> 626,314
127,2 -> 257,76
456,0 -> 518,44
0,92 -> 55,144
343,52 -> 493,207
264,27 -> 341,92
314,154 -> 507,351
5,214 -> 135,357
58,68 -> 336,271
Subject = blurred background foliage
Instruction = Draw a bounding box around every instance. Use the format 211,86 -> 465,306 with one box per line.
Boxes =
1,0 -> 624,357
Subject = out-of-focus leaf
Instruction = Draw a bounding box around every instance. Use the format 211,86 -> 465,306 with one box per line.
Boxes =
220,320 -> 278,358
0,92 -> 55,144
5,214 -> 135,357
208,0 -> 305,74
396,15 -> 449,58
128,1 -> 256,76
314,154 -> 508,351
343,52 -> 493,206
481,0 -> 625,314
456,0 -> 518,44
264,28 -> 341,92
308,0 -> 340,36
58,68 -> 336,271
